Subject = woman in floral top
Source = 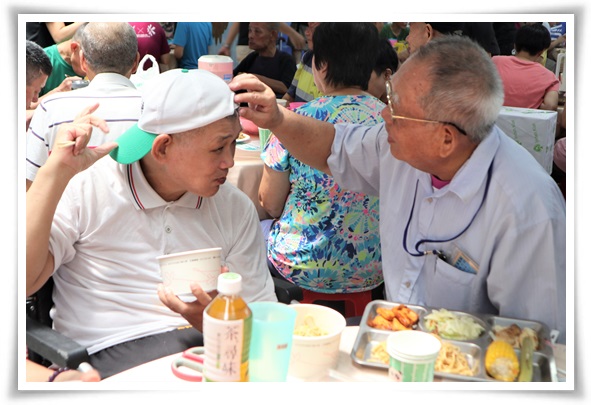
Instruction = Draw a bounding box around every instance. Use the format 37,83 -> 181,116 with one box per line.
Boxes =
259,23 -> 384,294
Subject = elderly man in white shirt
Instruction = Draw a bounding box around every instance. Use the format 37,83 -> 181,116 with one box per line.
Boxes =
27,69 -> 277,379
25,22 -> 142,191
230,35 -> 566,344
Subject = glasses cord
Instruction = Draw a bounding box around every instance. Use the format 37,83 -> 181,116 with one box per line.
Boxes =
402,161 -> 494,259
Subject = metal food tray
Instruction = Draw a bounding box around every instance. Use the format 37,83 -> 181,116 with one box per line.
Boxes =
350,300 -> 558,382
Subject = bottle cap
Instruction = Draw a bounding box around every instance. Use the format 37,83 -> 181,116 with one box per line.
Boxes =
217,272 -> 242,295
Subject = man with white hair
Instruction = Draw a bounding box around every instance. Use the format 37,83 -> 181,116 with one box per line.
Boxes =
230,35 -> 566,343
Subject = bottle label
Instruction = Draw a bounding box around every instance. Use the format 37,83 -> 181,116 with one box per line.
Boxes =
203,313 -> 249,382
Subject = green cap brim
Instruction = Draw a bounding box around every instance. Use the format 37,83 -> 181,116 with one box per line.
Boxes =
109,123 -> 157,164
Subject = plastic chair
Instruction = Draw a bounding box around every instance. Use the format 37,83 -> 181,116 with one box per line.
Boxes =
272,276 -> 374,318
298,289 -> 374,318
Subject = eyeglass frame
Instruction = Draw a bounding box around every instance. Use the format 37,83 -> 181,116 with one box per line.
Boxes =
385,79 -> 467,136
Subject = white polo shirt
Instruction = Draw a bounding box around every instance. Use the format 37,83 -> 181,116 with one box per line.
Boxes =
26,73 -> 143,182
49,157 -> 277,354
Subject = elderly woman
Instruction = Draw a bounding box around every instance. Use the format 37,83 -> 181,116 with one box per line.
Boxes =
258,22 -> 384,295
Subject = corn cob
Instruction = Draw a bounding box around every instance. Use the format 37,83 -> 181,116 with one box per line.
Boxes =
485,340 -> 519,381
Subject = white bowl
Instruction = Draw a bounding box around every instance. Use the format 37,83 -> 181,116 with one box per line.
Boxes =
288,304 -> 346,380
156,247 -> 221,298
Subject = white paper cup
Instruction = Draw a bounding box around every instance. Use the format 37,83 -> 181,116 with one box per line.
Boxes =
386,330 -> 441,382
157,248 -> 222,300
288,304 -> 346,380
276,99 -> 288,107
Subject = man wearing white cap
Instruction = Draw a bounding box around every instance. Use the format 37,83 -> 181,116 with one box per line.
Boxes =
26,68 -> 277,379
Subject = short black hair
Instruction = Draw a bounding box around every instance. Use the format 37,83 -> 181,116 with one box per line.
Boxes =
426,22 -> 465,36
374,38 -> 399,75
514,23 -> 551,55
312,22 -> 379,91
26,40 -> 52,85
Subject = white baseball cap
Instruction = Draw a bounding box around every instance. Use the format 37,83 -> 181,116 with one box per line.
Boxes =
110,68 -> 237,164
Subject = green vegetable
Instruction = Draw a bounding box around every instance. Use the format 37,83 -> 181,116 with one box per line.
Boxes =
424,309 -> 485,340
518,335 -> 534,382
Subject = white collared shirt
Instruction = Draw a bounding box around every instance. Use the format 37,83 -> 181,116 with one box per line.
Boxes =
328,123 -> 567,342
49,157 -> 277,354
26,73 -> 143,182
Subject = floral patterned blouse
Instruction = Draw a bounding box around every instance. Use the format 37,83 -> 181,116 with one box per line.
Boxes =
262,95 -> 385,293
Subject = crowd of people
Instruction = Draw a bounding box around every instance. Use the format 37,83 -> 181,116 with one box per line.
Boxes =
24,21 -> 567,382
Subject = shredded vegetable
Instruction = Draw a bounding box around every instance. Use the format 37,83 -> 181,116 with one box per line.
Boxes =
424,309 -> 484,340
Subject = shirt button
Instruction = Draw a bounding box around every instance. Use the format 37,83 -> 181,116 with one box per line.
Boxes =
427,198 -> 433,203
404,281 -> 411,288
165,225 -> 172,233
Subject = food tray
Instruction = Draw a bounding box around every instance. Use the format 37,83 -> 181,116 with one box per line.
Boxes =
350,300 -> 558,382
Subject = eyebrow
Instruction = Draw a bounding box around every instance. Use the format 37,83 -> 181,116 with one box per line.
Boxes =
218,133 -> 240,142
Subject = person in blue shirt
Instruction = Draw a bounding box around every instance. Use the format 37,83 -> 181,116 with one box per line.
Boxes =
172,22 -> 213,69
546,22 -> 566,64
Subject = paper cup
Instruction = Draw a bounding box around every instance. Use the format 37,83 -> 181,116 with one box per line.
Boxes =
276,99 -> 288,107
386,330 -> 441,382
249,302 -> 296,382
157,247 -> 221,300
288,304 -> 346,380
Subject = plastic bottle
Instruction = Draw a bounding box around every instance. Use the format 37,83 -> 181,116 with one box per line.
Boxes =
202,272 -> 252,382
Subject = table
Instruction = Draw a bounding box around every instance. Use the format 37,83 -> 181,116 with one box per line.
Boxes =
100,326 -> 566,385
228,135 -> 271,221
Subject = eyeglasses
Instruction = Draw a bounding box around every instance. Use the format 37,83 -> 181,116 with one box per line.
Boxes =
385,80 -> 467,136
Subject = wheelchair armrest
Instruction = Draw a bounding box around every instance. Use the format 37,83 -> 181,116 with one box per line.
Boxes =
26,315 -> 90,369
272,276 -> 304,303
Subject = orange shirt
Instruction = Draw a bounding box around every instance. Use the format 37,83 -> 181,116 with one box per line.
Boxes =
492,55 -> 559,109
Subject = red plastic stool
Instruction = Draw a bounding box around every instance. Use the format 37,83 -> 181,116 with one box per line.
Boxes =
299,289 -> 374,318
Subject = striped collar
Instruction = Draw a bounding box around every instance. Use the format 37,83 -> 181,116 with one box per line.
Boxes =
123,161 -> 203,210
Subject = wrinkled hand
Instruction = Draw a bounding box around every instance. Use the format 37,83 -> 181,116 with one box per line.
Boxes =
229,73 -> 284,130
158,266 -> 229,331
47,103 -> 117,178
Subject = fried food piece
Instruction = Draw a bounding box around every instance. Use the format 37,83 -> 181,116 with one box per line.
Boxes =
392,317 -> 412,331
493,324 -> 539,350
395,305 -> 419,328
375,307 -> 396,321
368,305 -> 419,331
368,314 -> 392,330
493,324 -> 522,348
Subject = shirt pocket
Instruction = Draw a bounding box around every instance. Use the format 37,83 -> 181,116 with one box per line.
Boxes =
424,257 -> 476,310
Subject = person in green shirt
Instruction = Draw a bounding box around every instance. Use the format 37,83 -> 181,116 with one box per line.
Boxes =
379,22 -> 409,41
39,23 -> 87,98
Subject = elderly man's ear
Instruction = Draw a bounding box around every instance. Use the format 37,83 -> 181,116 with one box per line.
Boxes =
151,134 -> 174,162
129,52 -> 141,76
